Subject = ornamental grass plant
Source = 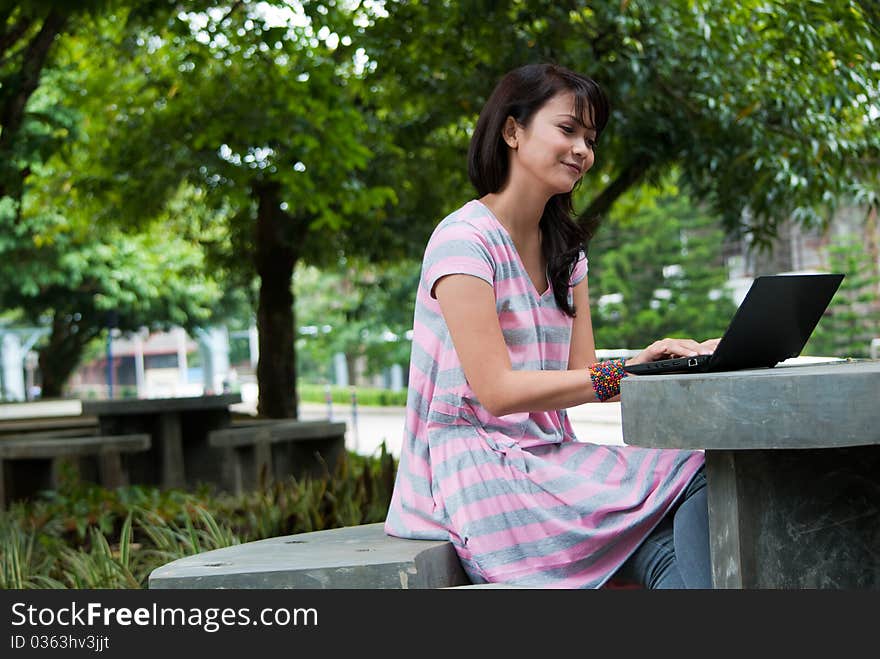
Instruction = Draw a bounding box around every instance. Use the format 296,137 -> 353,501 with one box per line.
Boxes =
0,445 -> 396,589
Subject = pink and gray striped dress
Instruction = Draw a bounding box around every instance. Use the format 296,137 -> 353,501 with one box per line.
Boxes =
385,200 -> 704,588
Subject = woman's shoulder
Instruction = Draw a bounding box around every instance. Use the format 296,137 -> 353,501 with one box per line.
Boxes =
429,200 -> 497,244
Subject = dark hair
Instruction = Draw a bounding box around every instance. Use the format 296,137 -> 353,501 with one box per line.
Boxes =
467,63 -> 610,317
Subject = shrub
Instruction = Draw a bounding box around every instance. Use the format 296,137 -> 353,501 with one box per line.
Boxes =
298,384 -> 408,407
0,446 -> 397,589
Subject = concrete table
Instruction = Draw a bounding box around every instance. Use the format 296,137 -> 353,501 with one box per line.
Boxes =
620,360 -> 880,589
82,394 -> 241,490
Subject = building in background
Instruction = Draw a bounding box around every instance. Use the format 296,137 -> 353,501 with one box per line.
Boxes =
69,327 -> 202,399
723,205 -> 878,304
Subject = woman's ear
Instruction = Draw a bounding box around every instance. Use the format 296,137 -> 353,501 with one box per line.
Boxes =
502,116 -> 518,149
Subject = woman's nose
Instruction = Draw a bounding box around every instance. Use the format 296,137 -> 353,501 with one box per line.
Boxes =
571,143 -> 588,163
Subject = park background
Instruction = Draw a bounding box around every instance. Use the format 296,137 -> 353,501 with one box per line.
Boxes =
0,0 -> 877,588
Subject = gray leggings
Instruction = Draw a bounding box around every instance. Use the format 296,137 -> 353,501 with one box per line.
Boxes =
613,467 -> 711,589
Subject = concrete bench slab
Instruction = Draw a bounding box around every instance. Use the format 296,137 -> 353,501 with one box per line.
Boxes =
0,416 -> 98,436
207,420 -> 346,493
149,522 -> 469,589
209,419 -> 347,447
0,433 -> 150,459
0,433 -> 151,507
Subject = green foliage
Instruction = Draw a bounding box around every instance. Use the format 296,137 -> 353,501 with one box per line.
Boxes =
2,208 -> 223,335
298,383 -> 408,408
361,0 -> 879,244
4,0 -> 878,401
56,2 -> 403,413
57,524 -> 142,590
133,506 -> 241,575
805,233 -> 880,358
0,517 -> 65,589
70,3 -> 396,264
0,5 -> 230,396
223,445 -> 397,539
0,448 -> 396,589
294,259 -> 419,379
589,181 -> 736,348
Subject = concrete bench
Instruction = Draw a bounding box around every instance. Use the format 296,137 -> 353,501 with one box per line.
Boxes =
207,419 -> 346,494
0,415 -> 99,437
149,522 -> 471,589
148,522 -> 635,589
0,433 -> 151,506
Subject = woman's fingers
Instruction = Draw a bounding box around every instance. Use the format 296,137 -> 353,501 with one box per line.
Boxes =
627,336 -> 719,366
655,337 -> 703,357
699,337 -> 721,352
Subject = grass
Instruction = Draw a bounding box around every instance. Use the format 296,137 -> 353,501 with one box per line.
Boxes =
0,446 -> 396,589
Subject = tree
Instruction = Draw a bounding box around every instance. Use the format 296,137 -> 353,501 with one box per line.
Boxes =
65,3 -> 396,417
805,232 -> 880,358
13,0 -> 879,407
359,0 -> 879,245
9,227 -> 221,398
588,181 -> 736,349
0,1 -> 71,206
0,1 -> 194,207
8,164 -> 224,396
0,2 -> 224,397
293,258 -> 420,384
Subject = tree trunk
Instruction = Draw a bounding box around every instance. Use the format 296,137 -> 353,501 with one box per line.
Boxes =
346,353 -> 357,389
0,9 -> 67,202
37,310 -> 98,398
253,182 -> 300,419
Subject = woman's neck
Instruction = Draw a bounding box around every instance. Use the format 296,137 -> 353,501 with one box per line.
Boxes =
479,189 -> 547,243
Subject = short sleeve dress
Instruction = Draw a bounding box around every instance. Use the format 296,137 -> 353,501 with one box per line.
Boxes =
384,200 -> 704,588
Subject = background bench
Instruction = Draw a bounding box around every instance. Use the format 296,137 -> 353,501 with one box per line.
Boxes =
207,419 -> 346,494
0,432 -> 151,507
0,415 -> 99,437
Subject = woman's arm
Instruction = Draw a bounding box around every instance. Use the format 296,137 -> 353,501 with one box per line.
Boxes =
435,274 -> 714,417
567,277 -> 597,370
435,273 -> 600,416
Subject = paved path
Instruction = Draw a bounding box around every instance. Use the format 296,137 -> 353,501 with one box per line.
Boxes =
295,400 -> 624,458
0,399 -> 82,419
0,397 -> 624,458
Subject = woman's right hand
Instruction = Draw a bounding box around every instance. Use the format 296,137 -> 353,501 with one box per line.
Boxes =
625,337 -> 714,366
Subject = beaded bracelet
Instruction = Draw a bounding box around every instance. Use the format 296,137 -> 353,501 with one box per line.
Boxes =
588,359 -> 628,402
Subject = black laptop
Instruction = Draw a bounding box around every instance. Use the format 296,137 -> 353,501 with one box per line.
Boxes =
622,273 -> 845,375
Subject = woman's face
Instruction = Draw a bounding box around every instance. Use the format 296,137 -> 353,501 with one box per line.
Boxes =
505,91 -> 597,196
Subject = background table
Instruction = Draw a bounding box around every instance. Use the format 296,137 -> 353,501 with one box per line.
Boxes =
82,393 -> 241,490
620,360 -> 880,589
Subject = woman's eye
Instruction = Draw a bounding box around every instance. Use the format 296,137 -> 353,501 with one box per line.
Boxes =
586,138 -> 597,150
560,125 -> 574,133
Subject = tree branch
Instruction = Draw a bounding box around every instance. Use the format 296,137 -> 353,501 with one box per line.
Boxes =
0,14 -> 33,60
577,156 -> 654,235
0,9 -> 68,153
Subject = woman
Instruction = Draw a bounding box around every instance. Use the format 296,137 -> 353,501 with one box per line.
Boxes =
385,63 -> 716,588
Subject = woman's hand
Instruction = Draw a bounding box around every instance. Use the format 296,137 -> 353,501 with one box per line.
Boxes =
698,337 -> 721,353
625,337 -> 717,366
